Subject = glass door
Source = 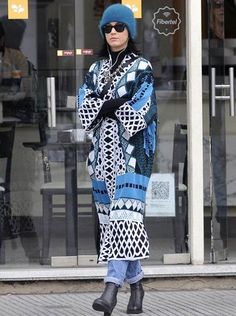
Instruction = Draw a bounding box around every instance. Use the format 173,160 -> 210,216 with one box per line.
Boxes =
141,0 -> 188,264
203,0 -> 236,262
36,0 -> 79,266
0,0 -> 86,267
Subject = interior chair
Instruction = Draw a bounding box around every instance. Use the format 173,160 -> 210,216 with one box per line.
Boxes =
37,122 -> 96,265
172,123 -> 188,253
0,122 -> 16,253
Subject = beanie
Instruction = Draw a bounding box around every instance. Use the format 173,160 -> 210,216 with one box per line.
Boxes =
99,4 -> 136,39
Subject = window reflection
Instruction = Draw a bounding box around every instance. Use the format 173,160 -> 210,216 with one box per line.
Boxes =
0,16 -> 40,264
142,1 -> 186,91
210,0 -> 224,39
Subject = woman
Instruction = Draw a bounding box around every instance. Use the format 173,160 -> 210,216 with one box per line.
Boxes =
78,4 -> 157,315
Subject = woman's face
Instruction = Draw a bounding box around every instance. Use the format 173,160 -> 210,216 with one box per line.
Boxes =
212,0 -> 224,23
104,22 -> 129,52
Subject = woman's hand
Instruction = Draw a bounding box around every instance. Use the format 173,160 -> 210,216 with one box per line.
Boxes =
97,98 -> 129,119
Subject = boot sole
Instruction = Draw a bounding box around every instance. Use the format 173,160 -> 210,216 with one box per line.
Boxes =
93,301 -> 108,312
127,309 -> 143,314
93,301 -> 112,313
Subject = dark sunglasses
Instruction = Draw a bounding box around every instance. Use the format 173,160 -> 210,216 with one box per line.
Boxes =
103,23 -> 126,34
213,1 -> 223,8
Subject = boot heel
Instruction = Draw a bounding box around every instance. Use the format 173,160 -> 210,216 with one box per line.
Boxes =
127,281 -> 144,314
92,282 -> 118,315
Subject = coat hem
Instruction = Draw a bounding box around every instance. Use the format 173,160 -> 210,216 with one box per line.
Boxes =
98,255 -> 149,264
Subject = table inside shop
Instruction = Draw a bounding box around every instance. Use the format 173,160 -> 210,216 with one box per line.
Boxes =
0,91 -> 26,122
23,132 -> 91,262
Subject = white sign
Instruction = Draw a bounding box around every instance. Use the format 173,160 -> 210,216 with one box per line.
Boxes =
152,6 -> 181,36
66,96 -> 76,108
146,173 -> 175,217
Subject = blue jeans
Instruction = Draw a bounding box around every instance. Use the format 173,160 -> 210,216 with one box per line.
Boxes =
104,260 -> 144,287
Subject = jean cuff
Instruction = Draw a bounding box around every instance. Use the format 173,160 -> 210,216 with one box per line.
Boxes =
104,276 -> 124,288
126,270 -> 144,285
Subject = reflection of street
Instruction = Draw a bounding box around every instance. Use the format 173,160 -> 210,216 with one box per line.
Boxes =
0,18 -> 40,264
0,19 -> 36,121
143,10 -> 160,81
207,0 -> 229,261
210,124 -> 228,260
0,92 -> 25,123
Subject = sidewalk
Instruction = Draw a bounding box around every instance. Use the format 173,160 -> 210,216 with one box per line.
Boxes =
0,289 -> 236,316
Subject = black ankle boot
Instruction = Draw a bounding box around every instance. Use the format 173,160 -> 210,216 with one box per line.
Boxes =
92,282 -> 118,315
127,281 -> 144,314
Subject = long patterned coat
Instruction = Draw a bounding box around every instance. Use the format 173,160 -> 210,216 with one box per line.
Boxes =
77,52 -> 157,263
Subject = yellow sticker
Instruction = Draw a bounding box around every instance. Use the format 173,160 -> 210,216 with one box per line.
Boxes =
57,50 -> 74,57
8,0 -> 28,19
121,0 -> 142,19
57,50 -> 63,57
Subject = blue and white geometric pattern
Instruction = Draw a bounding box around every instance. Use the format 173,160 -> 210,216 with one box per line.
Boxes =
111,198 -> 145,215
115,102 -> 147,137
109,209 -> 143,222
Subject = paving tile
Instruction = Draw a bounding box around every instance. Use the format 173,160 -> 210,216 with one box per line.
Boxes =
0,289 -> 235,315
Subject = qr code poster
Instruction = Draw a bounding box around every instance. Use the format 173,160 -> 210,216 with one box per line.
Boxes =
145,173 -> 175,217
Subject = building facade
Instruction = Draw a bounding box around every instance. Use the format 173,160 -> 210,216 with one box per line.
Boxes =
0,0 -> 235,280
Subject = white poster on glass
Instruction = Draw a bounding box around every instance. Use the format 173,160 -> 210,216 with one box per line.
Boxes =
146,173 -> 175,217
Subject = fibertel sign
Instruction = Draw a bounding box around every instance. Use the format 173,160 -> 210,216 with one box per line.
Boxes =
152,6 -> 181,36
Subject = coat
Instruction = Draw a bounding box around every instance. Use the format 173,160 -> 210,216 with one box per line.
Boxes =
77,52 -> 157,263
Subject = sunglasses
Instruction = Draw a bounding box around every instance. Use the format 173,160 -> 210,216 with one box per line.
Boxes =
103,23 -> 126,34
213,1 -> 223,8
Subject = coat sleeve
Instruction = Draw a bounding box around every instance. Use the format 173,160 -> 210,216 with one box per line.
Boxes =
115,60 -> 157,137
77,62 -> 104,132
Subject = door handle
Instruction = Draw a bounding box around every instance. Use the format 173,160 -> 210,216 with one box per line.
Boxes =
229,67 -> 235,117
211,68 -> 216,117
211,67 -> 235,117
46,77 -> 56,127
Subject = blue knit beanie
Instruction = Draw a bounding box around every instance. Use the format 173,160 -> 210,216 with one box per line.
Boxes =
99,4 -> 136,39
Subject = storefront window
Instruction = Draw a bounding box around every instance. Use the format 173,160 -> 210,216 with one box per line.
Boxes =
0,0 -> 188,269
142,1 -> 188,263
203,0 -> 236,263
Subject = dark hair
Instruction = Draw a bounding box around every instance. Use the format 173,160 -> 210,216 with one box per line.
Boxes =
98,37 -> 141,58
0,21 -> 5,38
